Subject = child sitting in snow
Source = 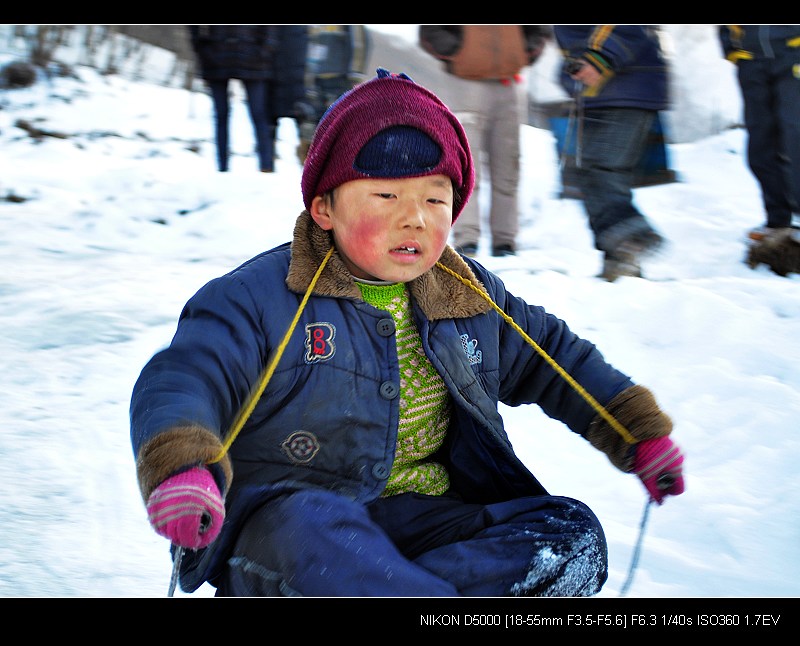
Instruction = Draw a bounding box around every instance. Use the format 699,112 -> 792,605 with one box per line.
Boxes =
130,68 -> 685,597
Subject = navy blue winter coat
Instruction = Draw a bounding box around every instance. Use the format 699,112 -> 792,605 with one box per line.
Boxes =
131,211 -> 669,592
554,25 -> 669,110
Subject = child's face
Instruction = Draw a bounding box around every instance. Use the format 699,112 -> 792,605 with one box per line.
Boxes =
310,174 -> 454,282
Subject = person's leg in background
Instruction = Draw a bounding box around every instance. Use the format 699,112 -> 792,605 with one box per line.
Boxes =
576,106 -> 663,280
242,79 -> 275,173
208,79 -> 231,172
778,49 -> 800,220
739,59 -> 793,232
485,80 -> 523,256
450,108 -> 486,256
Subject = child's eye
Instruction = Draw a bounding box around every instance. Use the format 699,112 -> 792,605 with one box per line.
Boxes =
429,196 -> 453,206
377,193 -> 395,199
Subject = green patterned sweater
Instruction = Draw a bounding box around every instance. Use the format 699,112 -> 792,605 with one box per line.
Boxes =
356,280 -> 451,496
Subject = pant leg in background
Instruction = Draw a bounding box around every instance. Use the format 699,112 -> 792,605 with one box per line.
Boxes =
576,107 -> 658,253
738,55 -> 800,228
242,79 -> 275,173
208,79 -> 231,172
451,107 -> 486,250
777,52 -> 800,214
485,80 -> 523,250
449,79 -> 524,252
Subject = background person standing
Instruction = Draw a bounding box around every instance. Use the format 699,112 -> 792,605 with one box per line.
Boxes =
270,26 -> 309,158
294,25 -> 371,164
189,25 -> 279,173
553,25 -> 669,281
719,25 -> 800,242
419,25 -> 551,257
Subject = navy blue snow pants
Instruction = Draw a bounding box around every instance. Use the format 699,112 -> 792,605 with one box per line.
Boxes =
213,488 -> 608,597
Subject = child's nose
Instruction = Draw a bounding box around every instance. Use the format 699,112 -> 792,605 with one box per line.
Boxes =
399,200 -> 426,227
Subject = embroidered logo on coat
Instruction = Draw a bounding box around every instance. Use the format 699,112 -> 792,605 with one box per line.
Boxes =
281,431 -> 320,464
461,333 -> 482,365
305,322 -> 336,363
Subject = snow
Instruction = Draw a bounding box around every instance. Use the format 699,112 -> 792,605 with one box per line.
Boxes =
0,25 -> 798,602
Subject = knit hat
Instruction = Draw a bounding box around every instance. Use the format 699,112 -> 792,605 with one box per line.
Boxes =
301,68 -> 474,222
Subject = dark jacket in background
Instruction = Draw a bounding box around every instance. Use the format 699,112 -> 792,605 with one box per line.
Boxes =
553,25 -> 669,111
189,25 -> 279,80
719,25 -> 800,61
272,26 -> 309,119
294,26 -> 372,163
718,25 -> 800,230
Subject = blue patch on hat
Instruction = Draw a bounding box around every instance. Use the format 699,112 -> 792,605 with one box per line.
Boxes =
354,125 -> 442,177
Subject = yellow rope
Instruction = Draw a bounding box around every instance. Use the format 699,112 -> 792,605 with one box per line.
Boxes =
208,246 -> 336,464
435,262 -> 636,444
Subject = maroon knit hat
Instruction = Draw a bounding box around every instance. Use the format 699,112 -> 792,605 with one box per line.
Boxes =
301,68 -> 474,222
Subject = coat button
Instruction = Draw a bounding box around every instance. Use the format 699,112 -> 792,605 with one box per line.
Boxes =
372,462 -> 390,480
379,381 -> 399,399
376,318 -> 395,336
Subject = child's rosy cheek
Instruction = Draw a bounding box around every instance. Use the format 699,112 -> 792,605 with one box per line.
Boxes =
354,219 -> 383,241
432,228 -> 450,247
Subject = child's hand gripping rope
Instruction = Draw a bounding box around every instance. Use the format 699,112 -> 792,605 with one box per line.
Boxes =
633,437 -> 685,505
146,467 -> 225,550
